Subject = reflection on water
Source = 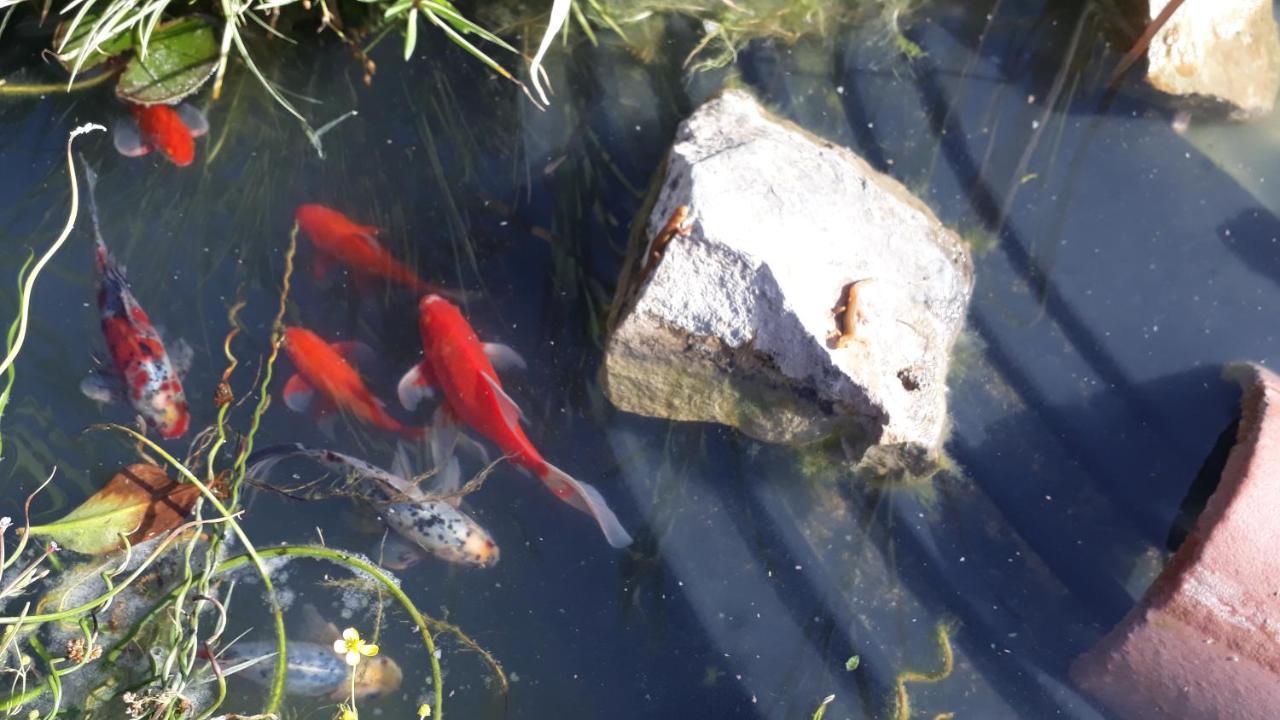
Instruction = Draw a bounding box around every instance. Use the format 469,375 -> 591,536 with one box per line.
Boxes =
1,0 -> 1278,718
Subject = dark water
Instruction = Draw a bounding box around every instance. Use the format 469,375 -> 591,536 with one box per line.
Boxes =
1,0 -> 1278,718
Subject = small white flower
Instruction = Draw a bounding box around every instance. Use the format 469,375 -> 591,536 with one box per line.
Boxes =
333,627 -> 378,666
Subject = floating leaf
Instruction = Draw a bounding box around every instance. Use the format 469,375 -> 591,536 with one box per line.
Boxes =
24,464 -> 201,555
116,17 -> 217,105
54,13 -> 135,72
845,655 -> 860,671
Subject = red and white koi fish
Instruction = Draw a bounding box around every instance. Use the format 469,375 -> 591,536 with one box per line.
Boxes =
112,101 -> 208,167
294,204 -> 466,300
282,326 -> 421,438
78,161 -> 192,439
398,295 -> 632,548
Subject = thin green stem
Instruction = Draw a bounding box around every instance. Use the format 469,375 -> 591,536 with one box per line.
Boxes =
104,425 -> 290,715
215,545 -> 445,719
0,67 -> 120,96
0,123 -> 102,379
0,519 -> 222,625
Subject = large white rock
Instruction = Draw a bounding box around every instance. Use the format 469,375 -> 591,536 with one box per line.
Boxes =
1147,0 -> 1280,119
602,90 -> 973,465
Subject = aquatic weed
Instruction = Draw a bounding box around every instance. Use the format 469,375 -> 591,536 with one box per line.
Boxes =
0,138 -> 494,719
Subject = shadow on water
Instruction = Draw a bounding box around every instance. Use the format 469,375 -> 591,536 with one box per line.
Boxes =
1220,207 -> 1280,289
3,0 -> 1280,718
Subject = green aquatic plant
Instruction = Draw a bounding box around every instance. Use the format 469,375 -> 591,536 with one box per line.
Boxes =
0,0 -> 554,149
559,0 -> 923,70
0,123 -> 103,456
811,693 -> 835,720
0,133 -> 493,719
890,619 -> 956,720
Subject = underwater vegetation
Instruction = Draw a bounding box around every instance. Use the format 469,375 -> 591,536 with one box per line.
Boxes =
1,0 -> 1267,717
0,128 -> 499,719
0,0 -> 923,146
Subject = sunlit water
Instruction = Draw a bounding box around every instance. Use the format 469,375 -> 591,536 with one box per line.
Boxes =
2,1 -> 1279,718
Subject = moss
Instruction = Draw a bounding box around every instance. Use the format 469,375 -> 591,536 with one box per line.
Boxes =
958,225 -> 999,256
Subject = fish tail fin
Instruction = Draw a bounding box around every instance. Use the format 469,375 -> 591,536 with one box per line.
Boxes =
539,463 -> 633,548
244,442 -> 309,481
77,154 -> 107,252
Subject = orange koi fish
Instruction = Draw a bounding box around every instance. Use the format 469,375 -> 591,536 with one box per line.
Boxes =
282,326 -> 420,438
78,161 -> 192,439
398,295 -> 632,548
113,102 -> 208,167
295,204 -> 465,299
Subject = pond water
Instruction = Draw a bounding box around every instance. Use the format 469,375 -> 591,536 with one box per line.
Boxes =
1,0 -> 1278,718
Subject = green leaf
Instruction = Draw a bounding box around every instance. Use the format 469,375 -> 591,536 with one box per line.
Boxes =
811,695 -> 835,720
404,8 -> 419,61
845,655 -> 860,671
116,17 -> 218,105
24,464 -> 201,555
54,13 -> 136,72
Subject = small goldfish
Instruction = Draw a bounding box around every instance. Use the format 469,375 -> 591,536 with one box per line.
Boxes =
295,204 -> 466,299
282,327 -> 420,438
247,443 -> 499,568
211,606 -> 402,701
113,102 -> 208,167
78,160 -> 191,439
398,295 -> 632,548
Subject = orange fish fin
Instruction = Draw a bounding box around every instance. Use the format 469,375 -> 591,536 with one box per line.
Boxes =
175,104 -> 209,138
297,604 -> 340,644
312,253 -> 333,282
540,463 -> 633,548
481,373 -> 526,428
397,362 -> 437,411
282,374 -> 316,413
329,341 -> 375,370
358,224 -> 380,237
483,343 -> 527,373
316,411 -> 338,440
113,115 -> 151,158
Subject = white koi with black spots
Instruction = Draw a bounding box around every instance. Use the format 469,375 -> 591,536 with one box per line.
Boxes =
247,444 -> 499,568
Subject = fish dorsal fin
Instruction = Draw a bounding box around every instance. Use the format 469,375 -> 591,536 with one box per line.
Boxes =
175,104 -> 209,138
350,230 -> 385,257
483,343 -> 528,373
389,440 -> 414,479
330,341 -> 375,370
435,456 -> 463,498
283,374 -> 316,413
298,604 -> 340,644
481,373 -> 526,429
397,362 -> 436,411
428,406 -> 463,504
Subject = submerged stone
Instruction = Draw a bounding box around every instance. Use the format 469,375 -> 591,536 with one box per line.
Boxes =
601,90 -> 973,466
1146,0 -> 1280,119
